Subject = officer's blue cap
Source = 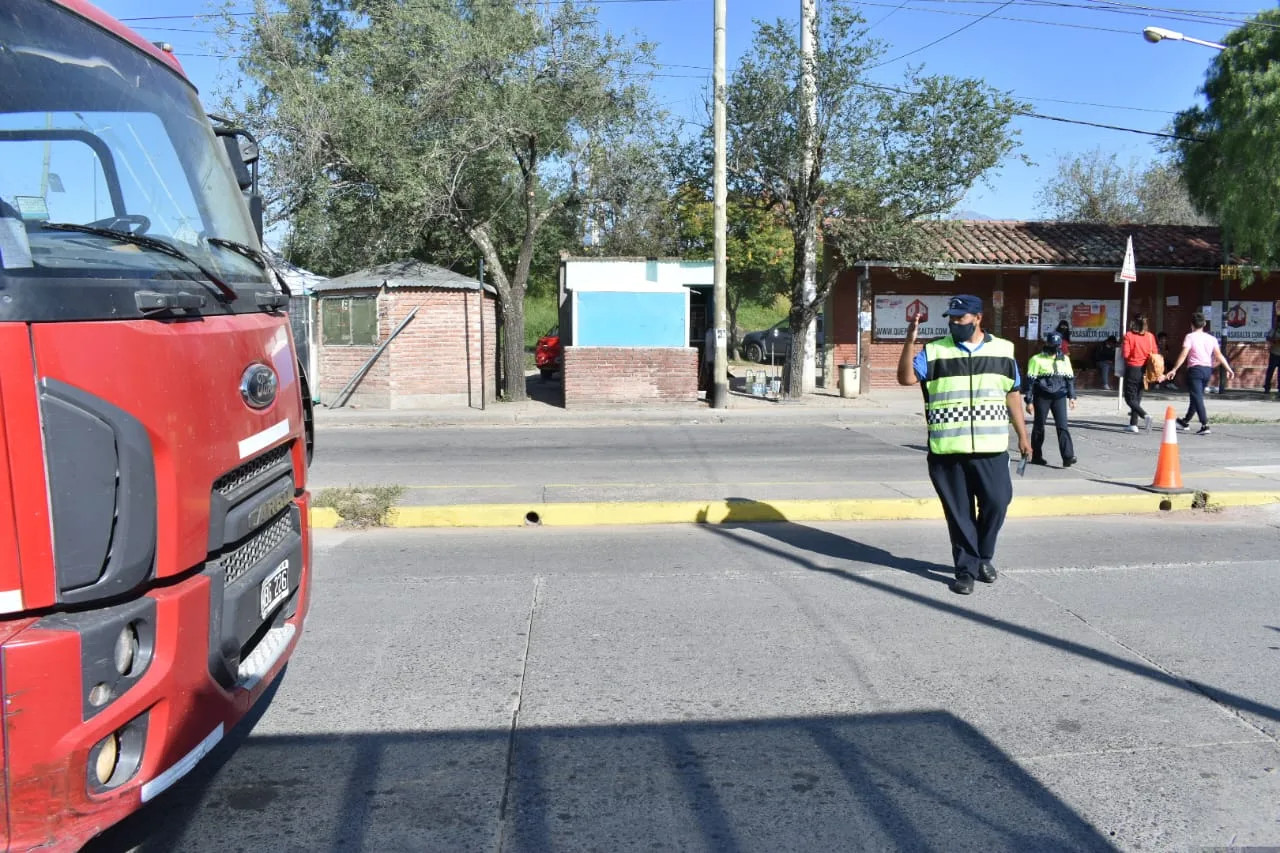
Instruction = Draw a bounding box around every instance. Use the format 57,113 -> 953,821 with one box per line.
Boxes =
944,294 -> 984,317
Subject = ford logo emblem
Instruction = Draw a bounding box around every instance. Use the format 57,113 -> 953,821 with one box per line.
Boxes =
240,364 -> 278,410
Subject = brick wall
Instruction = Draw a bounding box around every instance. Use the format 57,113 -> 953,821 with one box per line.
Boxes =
563,346 -> 697,406
316,286 -> 497,408
385,289 -> 497,408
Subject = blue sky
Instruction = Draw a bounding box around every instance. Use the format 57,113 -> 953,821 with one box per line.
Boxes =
95,0 -> 1254,220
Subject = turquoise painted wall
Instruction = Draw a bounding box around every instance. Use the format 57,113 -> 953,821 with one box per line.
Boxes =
576,291 -> 686,347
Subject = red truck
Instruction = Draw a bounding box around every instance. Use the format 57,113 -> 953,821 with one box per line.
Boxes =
0,1 -> 314,849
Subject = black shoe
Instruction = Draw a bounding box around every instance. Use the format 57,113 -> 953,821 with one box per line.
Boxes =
1062,457 -> 1077,468
977,562 -> 998,583
1030,457 -> 1048,466
1197,425 -> 1212,435
951,573 -> 975,595
1176,417 -> 1190,431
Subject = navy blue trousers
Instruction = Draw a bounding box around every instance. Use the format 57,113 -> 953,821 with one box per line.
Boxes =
927,452 -> 1013,578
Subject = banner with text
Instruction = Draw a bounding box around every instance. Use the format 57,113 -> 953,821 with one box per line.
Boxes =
874,295 -> 953,340
1218,301 -> 1274,342
1040,300 -> 1121,343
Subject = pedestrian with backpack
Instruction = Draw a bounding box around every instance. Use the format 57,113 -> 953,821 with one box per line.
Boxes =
1164,312 -> 1236,435
1121,314 -> 1158,433
1025,331 -> 1078,467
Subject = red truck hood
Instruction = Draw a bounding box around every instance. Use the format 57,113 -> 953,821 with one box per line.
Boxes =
14,314 -> 306,606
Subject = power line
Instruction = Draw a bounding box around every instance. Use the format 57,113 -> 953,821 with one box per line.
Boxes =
869,0 -> 1017,68
853,0 -> 1136,35
118,0 -> 683,22
852,79 -> 1196,140
1074,0 -> 1277,30
1020,110 -> 1194,140
1028,95 -> 1178,115
864,0 -> 914,32
917,0 -> 1258,12
910,0 -> 1268,30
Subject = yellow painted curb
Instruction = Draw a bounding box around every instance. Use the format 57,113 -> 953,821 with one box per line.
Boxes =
307,490 -> 1280,529
310,507 -> 342,529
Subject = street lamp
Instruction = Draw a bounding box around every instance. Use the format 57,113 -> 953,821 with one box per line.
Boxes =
1142,26 -> 1226,50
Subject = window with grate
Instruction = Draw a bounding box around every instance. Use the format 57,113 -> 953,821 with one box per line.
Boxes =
321,297 -> 378,346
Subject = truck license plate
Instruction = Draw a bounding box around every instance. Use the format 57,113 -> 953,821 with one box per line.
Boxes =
259,560 -> 290,619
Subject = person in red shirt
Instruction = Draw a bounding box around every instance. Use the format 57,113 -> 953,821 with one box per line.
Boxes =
1055,320 -> 1072,355
1121,314 -> 1157,433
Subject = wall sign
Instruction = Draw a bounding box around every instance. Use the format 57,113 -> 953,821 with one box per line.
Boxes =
873,295 -> 953,340
1040,299 -> 1121,342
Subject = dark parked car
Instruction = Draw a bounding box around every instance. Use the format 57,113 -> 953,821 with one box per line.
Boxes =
535,325 -> 562,380
740,315 -> 824,363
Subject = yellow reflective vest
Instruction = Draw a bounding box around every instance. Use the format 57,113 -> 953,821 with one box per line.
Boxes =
922,334 -> 1018,455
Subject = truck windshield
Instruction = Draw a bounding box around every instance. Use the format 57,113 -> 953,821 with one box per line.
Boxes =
0,0 -> 270,308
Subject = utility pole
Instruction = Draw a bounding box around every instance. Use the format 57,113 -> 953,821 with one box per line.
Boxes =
799,0 -> 819,394
711,0 -> 728,408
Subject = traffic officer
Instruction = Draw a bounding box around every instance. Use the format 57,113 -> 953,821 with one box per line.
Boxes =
1025,330 -> 1078,467
897,294 -> 1032,595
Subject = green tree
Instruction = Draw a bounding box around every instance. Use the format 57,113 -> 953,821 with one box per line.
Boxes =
1174,8 -> 1280,281
667,184 -> 791,353
1036,147 -> 1210,225
224,0 -> 663,400
722,1 -> 1025,397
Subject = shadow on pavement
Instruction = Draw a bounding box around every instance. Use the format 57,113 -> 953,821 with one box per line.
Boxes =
710,518 -> 1280,730
82,669 -> 286,853
81,711 -> 1117,853
1060,419 -> 1134,434
716,512 -> 951,586
523,371 -> 564,409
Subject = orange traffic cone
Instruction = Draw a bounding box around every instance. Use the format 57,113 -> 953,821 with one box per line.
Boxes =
1149,406 -> 1189,493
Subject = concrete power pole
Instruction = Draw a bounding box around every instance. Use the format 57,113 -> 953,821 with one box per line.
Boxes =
710,0 -> 729,408
799,0 -> 819,394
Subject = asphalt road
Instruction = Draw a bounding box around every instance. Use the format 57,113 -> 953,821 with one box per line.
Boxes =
309,422 -> 1280,504
88,508 -> 1280,852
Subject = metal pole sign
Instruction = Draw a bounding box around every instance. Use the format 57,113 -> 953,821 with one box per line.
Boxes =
1117,236 -> 1137,413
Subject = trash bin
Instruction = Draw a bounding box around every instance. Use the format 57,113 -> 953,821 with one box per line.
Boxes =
838,364 -> 860,398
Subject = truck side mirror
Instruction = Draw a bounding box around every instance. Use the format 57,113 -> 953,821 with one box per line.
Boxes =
210,121 -> 264,240
220,135 -> 253,191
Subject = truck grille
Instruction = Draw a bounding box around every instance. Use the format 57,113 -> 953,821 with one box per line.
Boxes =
214,445 -> 291,498
220,511 -> 293,586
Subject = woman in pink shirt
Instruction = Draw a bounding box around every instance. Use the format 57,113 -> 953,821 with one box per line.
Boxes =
1165,312 -> 1236,434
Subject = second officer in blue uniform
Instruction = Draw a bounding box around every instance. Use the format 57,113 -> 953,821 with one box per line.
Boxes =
1025,330 -> 1078,467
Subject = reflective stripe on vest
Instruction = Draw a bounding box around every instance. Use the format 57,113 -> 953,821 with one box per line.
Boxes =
923,335 -> 1017,454
1027,352 -> 1074,378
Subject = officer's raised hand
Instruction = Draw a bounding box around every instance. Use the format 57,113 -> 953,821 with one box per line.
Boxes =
897,315 -> 923,386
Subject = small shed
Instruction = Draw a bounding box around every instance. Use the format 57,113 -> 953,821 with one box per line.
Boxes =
558,257 -> 713,406
313,259 -> 497,409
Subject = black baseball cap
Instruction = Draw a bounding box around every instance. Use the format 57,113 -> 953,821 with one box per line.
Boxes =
944,294 -> 983,316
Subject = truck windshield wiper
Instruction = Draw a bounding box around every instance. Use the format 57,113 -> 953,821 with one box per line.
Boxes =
41,222 -> 238,302
206,237 -> 291,297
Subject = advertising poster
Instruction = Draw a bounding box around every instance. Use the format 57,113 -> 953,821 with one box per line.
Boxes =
1040,300 -> 1121,342
1218,301 -> 1274,341
873,295 -> 953,340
